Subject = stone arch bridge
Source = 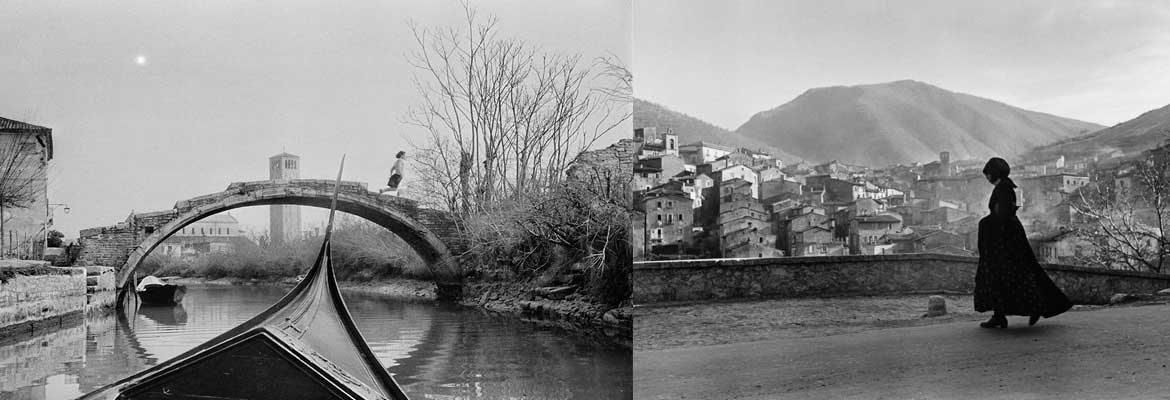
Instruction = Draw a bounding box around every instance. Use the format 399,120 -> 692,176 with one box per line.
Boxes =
74,180 -> 464,299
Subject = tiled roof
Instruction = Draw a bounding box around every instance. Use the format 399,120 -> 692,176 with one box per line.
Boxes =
856,214 -> 902,223
0,117 -> 50,132
792,224 -> 831,234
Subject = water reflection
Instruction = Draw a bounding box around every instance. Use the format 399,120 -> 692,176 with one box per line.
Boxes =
137,304 -> 188,326
0,285 -> 631,400
0,322 -> 85,396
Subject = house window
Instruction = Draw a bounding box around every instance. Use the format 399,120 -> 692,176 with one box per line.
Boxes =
667,214 -> 673,224
657,201 -> 662,208
657,215 -> 662,221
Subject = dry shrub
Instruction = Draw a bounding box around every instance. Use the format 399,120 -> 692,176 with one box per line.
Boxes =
460,183 -> 632,306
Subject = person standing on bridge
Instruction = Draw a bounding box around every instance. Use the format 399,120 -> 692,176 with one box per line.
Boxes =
975,157 -> 1072,328
379,151 -> 407,196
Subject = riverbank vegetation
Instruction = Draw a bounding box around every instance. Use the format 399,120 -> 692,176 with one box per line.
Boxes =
137,215 -> 427,282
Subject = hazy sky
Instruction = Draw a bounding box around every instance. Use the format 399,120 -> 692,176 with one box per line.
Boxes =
633,0 -> 1170,130
1,0 -> 630,237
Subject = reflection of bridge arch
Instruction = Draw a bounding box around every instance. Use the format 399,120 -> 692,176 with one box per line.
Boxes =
76,180 -> 463,298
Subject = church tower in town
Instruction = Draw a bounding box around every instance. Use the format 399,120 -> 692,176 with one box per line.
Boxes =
268,152 -> 302,246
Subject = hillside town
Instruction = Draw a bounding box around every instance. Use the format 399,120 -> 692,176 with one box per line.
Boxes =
631,125 -> 1164,270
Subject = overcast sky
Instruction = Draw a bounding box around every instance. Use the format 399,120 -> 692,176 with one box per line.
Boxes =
633,0 -> 1170,130
0,0 -> 630,237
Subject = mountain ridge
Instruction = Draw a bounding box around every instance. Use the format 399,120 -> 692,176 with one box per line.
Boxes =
1026,102 -> 1170,162
633,98 -> 801,162
733,80 -> 1104,167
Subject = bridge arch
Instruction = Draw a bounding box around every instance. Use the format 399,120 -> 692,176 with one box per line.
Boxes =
83,180 -> 463,298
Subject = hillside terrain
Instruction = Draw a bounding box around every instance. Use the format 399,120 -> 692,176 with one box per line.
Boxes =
634,98 -> 801,162
733,80 -> 1103,166
1027,102 -> 1170,162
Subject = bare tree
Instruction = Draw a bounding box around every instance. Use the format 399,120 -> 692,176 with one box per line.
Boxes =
403,2 -> 629,214
1071,135 -> 1170,273
0,134 -> 45,257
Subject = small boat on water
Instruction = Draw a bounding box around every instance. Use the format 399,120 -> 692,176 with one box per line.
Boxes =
135,275 -> 186,306
81,157 -> 410,400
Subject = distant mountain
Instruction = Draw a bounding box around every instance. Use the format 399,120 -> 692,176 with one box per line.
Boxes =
733,80 -> 1104,167
1027,103 -> 1170,162
633,98 -> 801,162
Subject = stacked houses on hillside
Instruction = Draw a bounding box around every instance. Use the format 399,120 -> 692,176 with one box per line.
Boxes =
631,126 -> 1139,265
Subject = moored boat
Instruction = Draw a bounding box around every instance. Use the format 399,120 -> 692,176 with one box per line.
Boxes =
81,157 -> 410,400
135,275 -> 186,306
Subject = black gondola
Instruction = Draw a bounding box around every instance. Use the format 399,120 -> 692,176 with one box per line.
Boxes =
81,157 -> 410,400
135,276 -> 186,306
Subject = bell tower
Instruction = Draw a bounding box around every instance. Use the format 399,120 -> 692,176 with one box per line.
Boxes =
268,152 -> 302,246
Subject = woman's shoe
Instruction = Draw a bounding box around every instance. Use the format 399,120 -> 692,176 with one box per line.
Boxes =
1028,314 -> 1040,326
980,315 -> 1007,329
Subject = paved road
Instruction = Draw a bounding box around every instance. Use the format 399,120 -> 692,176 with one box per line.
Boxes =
635,304 -> 1170,399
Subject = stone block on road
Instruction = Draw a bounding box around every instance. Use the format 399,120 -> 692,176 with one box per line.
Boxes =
924,295 -> 947,317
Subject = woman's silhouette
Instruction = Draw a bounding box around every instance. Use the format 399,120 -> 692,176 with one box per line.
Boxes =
974,157 -> 1072,328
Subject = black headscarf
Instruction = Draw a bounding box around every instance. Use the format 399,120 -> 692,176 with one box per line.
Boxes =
983,157 -> 1016,188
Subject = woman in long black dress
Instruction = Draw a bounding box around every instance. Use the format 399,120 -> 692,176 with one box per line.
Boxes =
974,157 -> 1072,328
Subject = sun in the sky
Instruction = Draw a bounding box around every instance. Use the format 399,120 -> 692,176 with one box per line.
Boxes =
135,55 -> 147,66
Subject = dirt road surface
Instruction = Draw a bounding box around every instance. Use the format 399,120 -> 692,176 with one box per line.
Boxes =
635,304 -> 1170,399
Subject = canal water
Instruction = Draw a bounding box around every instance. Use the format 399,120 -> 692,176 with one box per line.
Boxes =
0,285 -> 632,399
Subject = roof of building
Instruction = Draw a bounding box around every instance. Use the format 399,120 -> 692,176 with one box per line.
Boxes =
641,142 -> 666,151
1031,228 -> 1077,243
718,163 -> 755,173
793,224 -> 832,234
722,177 -> 752,187
884,228 -> 958,242
855,214 -> 902,224
0,117 -> 51,133
762,192 -> 802,205
269,152 -> 300,159
640,183 -> 690,202
0,117 -> 53,160
680,141 -> 736,152
196,212 -> 240,224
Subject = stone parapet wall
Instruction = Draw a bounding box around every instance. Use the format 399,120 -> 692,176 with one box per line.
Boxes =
76,226 -> 139,269
0,261 -> 86,337
633,254 -> 1170,305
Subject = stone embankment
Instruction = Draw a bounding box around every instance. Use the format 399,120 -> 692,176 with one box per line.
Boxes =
462,280 -> 632,345
0,261 -> 87,341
